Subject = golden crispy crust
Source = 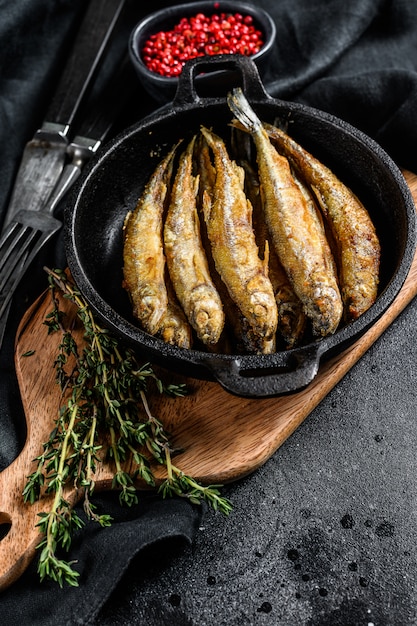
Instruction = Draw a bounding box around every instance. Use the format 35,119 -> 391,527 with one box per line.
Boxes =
123,145 -> 178,335
239,153 -> 306,348
228,89 -> 343,337
200,126 -> 278,343
264,123 -> 381,321
157,274 -> 193,349
164,136 -> 225,346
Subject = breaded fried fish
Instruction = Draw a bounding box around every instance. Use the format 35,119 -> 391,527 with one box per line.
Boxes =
164,136 -> 225,346
292,170 -> 339,287
200,125 -> 278,343
234,136 -> 306,349
263,122 -> 381,321
123,143 -> 178,335
228,88 -> 343,338
195,133 -> 272,354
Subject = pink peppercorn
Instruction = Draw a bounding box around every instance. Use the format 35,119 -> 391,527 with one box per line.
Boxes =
141,12 -> 264,77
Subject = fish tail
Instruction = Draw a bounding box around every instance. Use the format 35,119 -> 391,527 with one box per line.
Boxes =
227,88 -> 262,134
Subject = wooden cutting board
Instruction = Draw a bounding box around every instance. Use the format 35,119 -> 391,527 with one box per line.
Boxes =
0,170 -> 417,590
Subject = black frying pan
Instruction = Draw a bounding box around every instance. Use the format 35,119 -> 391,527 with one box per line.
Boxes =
65,55 -> 416,397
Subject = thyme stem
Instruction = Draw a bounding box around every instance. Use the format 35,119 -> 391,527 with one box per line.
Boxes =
23,268 -> 232,587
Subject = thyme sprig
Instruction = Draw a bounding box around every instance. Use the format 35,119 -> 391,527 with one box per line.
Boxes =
23,268 -> 232,587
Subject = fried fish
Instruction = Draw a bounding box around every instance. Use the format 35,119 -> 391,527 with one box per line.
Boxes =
234,138 -> 306,349
264,122 -> 381,321
164,136 -> 225,346
123,143 -> 178,335
228,88 -> 343,337
200,125 -> 278,343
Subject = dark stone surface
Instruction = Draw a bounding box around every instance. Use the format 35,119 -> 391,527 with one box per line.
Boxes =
94,297 -> 417,624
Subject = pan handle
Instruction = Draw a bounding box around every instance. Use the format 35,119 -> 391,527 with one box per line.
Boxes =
172,54 -> 271,108
201,345 -> 323,397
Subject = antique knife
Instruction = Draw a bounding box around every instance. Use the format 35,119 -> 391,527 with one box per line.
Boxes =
0,55 -> 136,350
2,0 -> 127,229
0,0 -> 128,346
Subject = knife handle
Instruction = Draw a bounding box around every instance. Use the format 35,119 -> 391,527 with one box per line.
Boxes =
45,0 -> 126,132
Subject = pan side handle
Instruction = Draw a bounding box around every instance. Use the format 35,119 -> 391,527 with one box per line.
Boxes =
202,345 -> 322,398
172,54 -> 271,107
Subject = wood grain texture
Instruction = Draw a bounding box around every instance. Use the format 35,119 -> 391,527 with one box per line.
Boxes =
0,170 -> 416,590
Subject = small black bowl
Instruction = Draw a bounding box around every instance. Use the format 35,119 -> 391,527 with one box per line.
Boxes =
129,1 -> 276,103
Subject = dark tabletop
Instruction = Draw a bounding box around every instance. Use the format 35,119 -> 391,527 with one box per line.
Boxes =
98,309 -> 417,626
1,1 -> 417,624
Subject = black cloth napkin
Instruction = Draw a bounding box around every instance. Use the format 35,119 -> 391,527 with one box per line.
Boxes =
1,0 -> 417,624
0,493 -> 202,626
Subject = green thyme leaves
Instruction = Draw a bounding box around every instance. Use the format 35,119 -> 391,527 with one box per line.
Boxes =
23,268 -> 232,587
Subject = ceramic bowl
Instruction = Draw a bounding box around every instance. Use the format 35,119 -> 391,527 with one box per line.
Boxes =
129,1 -> 276,103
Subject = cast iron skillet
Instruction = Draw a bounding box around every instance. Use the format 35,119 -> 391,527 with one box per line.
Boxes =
65,55 -> 416,397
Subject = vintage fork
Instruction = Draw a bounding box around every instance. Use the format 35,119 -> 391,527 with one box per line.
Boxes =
0,0 -> 129,349
0,141 -> 90,324
0,56 -> 135,347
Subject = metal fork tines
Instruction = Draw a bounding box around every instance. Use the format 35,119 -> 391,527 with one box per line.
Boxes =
0,210 -> 62,317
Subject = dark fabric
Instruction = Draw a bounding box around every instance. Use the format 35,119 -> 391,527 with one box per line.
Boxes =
262,0 -> 417,173
1,0 -> 417,623
0,494 -> 202,626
